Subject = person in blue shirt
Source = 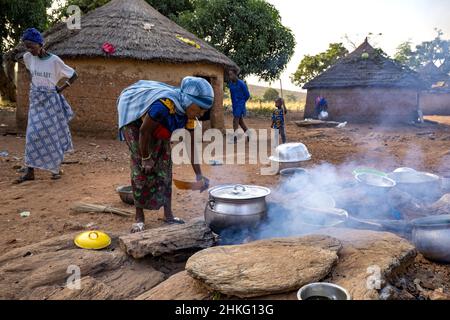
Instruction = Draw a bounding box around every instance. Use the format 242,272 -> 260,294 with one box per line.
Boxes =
228,69 -> 250,143
314,96 -> 329,120
271,97 -> 287,144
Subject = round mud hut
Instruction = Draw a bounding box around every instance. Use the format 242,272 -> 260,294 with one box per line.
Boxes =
15,0 -> 238,137
418,62 -> 450,116
303,39 -> 426,124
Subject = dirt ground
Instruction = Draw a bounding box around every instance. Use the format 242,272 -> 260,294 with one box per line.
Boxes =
1,112 -> 450,298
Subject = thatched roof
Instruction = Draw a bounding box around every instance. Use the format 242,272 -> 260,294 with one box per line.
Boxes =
418,62 -> 449,85
15,0 -> 237,69
303,39 -> 425,89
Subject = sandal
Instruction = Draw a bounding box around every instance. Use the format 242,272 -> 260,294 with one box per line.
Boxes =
14,170 -> 35,184
163,217 -> 185,225
51,173 -> 61,180
130,222 -> 145,233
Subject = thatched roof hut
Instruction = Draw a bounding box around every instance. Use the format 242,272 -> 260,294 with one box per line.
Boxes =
16,0 -> 238,136
418,62 -> 449,87
303,39 -> 426,123
418,63 -> 450,116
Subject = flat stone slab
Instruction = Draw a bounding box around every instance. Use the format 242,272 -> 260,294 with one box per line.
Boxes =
136,271 -> 211,300
317,228 -> 417,300
0,232 -> 165,300
185,235 -> 342,298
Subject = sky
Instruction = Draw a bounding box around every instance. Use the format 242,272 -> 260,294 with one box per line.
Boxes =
246,0 -> 450,91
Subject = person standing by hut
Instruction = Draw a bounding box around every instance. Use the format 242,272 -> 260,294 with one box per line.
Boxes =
227,69 -> 251,143
16,28 -> 78,183
118,76 -> 212,233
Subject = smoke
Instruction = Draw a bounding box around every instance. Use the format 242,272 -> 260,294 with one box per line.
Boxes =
217,155 -> 444,245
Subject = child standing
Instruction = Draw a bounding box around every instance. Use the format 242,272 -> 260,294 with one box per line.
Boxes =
271,97 -> 287,144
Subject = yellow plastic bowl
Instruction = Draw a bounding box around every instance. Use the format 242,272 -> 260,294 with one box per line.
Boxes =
74,231 -> 111,250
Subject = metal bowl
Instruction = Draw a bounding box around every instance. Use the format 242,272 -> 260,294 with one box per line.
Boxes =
297,282 -> 351,300
411,214 -> 450,263
355,173 -> 396,188
388,171 -> 439,184
269,143 -> 311,163
116,185 -> 134,205
280,167 -> 309,178
388,171 -> 441,200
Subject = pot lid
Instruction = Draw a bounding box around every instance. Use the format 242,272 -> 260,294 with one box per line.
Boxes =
209,184 -> 271,200
74,231 -> 111,250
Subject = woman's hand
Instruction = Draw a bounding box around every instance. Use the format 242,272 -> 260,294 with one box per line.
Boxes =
196,174 -> 210,193
142,158 -> 155,175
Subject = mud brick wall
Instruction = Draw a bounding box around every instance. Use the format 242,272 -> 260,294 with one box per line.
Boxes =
16,57 -> 225,138
420,91 -> 450,115
304,88 -> 420,123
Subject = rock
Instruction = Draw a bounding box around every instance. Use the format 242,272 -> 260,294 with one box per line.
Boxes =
428,194 -> 450,216
136,271 -> 211,300
0,241 -> 126,299
185,235 -> 342,298
379,285 -> 415,300
428,288 -> 450,300
62,222 -> 86,231
46,277 -> 118,300
0,232 -> 165,300
314,228 -> 417,300
98,259 -> 165,299
119,218 -> 217,259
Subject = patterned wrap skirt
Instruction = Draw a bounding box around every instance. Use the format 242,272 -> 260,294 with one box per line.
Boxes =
122,120 -> 172,210
24,86 -> 74,174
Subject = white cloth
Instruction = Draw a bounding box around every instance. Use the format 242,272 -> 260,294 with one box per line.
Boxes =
23,52 -> 75,88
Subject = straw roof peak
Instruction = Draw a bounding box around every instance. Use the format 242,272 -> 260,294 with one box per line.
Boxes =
303,39 -> 425,89
16,0 -> 237,69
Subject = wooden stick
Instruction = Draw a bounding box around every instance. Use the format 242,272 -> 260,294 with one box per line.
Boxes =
71,202 -> 133,217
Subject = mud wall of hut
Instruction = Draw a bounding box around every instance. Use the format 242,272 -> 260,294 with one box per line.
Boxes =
419,90 -> 450,115
304,88 -> 419,123
16,58 -> 225,137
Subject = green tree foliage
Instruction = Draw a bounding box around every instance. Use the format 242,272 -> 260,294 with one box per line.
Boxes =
394,29 -> 450,72
262,88 -> 279,102
0,0 -> 52,101
177,0 -> 295,81
0,0 -> 52,53
53,0 -> 193,22
291,43 -> 348,87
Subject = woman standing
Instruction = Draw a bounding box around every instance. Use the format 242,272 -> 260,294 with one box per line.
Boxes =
118,77 -> 213,233
16,28 -> 78,183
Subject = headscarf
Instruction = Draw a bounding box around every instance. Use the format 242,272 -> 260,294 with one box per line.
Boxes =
117,76 -> 214,133
22,28 -> 44,46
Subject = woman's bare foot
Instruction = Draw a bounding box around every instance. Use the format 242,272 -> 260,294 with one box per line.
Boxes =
131,208 -> 145,233
130,222 -> 145,233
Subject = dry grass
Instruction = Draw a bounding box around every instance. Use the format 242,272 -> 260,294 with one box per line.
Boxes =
223,98 -> 305,117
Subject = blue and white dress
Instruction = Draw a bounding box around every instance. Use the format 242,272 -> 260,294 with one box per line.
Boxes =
23,52 -> 75,173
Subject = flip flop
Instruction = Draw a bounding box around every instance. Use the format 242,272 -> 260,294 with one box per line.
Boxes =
51,173 -> 61,180
14,174 -> 35,184
130,222 -> 145,233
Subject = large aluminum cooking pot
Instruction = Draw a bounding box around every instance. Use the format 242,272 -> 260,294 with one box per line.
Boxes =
411,214 -> 450,263
205,184 -> 271,233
